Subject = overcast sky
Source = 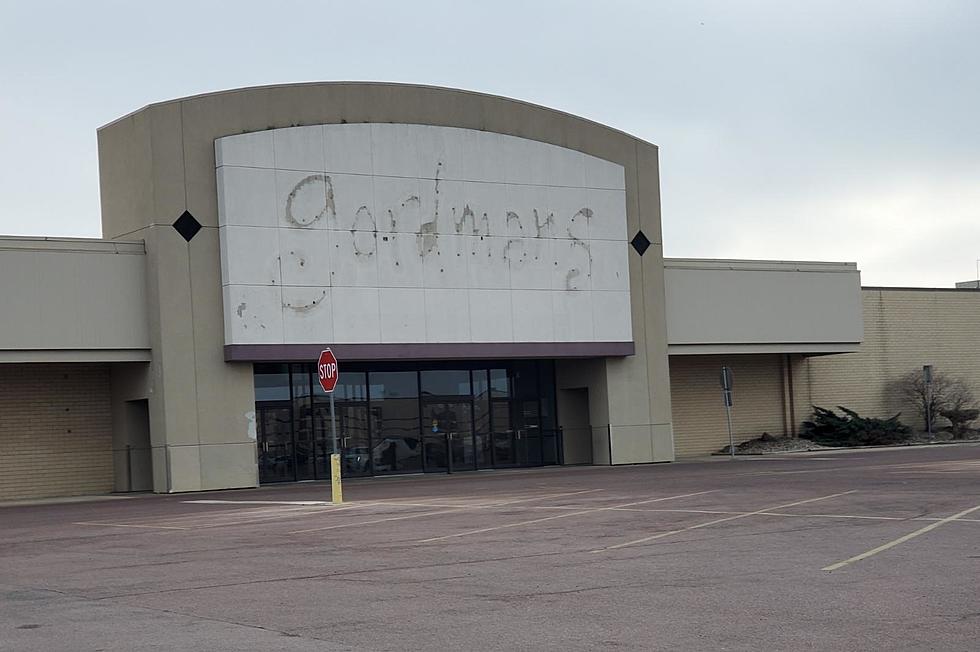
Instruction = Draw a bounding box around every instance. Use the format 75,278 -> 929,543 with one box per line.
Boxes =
1,1 -> 978,286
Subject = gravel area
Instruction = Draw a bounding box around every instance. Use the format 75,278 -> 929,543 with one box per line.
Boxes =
719,430 -> 980,455
719,435 -> 827,455
906,430 -> 980,444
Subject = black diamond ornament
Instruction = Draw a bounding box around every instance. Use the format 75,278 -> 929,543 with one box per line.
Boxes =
173,210 -> 202,242
630,230 -> 651,256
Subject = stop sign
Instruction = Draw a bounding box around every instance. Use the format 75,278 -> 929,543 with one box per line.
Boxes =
317,349 -> 339,393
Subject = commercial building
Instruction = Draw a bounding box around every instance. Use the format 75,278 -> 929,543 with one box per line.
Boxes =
1,83 -> 977,500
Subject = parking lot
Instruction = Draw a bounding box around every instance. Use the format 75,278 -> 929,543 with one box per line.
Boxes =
2,443 -> 979,651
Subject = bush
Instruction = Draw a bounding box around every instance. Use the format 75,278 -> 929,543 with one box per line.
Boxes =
939,408 -> 980,437
801,406 -> 912,447
896,369 -> 979,435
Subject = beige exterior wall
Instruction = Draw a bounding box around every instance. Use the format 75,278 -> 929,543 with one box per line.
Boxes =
97,82 -> 674,491
664,258 -> 862,355
800,288 -> 980,430
0,363 -> 113,501
0,237 -> 150,362
670,354 -> 791,457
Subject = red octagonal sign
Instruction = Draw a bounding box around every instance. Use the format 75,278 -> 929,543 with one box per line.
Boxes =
317,349 -> 339,393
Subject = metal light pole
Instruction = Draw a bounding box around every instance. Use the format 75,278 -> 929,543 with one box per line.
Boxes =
720,367 -> 735,458
923,364 -> 933,437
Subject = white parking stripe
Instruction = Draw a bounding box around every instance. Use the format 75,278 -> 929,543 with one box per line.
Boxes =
591,490 -> 858,553
417,491 -> 717,543
822,504 -> 980,571
183,500 -> 334,506
288,488 -> 603,534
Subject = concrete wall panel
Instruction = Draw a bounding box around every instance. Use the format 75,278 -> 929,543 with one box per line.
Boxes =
215,124 -> 633,348
0,238 -> 149,355
665,259 -> 862,352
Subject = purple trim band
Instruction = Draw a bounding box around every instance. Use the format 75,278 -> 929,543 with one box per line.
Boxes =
224,341 -> 634,362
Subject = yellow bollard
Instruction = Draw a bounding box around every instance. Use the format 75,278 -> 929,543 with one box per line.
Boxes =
330,453 -> 343,504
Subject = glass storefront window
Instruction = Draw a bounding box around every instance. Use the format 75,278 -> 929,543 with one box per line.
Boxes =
512,360 -> 539,400
473,370 -> 491,468
421,370 -> 471,397
369,371 -> 422,474
538,361 -> 559,464
253,361 -> 559,482
314,371 -> 368,402
313,371 -> 369,477
254,364 -> 290,402
291,365 -> 314,480
490,369 -> 510,398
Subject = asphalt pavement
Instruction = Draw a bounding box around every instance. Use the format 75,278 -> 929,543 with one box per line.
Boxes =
1,443 -> 979,651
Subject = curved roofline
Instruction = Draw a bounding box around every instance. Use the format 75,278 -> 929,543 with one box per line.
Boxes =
98,80 -> 657,149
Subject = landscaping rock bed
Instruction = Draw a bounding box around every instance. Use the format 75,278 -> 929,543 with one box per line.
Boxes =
905,430 -> 980,445
718,433 -> 828,455
717,430 -> 980,455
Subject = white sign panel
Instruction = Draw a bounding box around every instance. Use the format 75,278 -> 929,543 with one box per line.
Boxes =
216,124 -> 632,345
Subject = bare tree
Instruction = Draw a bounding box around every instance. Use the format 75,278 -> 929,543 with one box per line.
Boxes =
897,369 -> 979,437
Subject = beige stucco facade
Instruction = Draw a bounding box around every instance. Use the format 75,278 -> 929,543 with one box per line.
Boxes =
0,237 -> 149,362
664,258 -> 862,355
95,82 -> 673,493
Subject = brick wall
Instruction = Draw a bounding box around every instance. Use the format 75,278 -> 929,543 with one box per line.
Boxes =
670,354 -> 788,457
0,363 -> 113,501
801,288 -> 980,430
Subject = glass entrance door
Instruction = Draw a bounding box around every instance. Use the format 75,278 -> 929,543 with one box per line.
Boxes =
370,371 -> 423,475
420,370 -> 475,472
514,400 -> 543,466
490,371 -> 544,468
313,401 -> 372,478
491,400 -> 518,467
257,405 -> 294,484
314,371 -> 371,478
422,401 -> 474,472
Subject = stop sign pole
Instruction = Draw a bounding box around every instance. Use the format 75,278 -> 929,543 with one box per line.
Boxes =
317,349 -> 341,503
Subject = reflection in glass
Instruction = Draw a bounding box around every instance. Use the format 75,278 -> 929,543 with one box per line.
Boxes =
512,361 -> 539,400
254,364 -> 290,402
517,400 -> 542,466
291,365 -> 315,480
370,371 -> 422,474
492,400 -> 516,466
255,364 -> 294,483
253,360 -> 560,480
421,370 -> 471,397
473,370 -> 492,468
538,361 -> 558,464
314,372 -> 370,477
315,371 -> 368,402
490,368 -> 510,398
256,406 -> 293,483
423,401 -> 474,471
